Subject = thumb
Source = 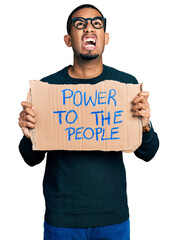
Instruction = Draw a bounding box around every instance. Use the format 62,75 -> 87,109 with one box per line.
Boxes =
22,127 -> 30,139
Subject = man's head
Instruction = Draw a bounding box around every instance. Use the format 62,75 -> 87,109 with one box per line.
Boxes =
64,4 -> 109,61
66,4 -> 106,35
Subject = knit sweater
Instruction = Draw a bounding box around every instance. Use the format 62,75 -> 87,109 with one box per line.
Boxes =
19,65 -> 159,227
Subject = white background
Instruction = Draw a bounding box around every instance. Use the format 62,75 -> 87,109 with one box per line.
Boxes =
0,0 -> 177,239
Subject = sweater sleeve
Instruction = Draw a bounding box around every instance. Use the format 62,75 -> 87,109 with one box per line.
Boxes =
134,123 -> 159,162
19,136 -> 46,167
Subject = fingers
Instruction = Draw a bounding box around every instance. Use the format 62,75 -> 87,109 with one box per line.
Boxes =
20,109 -> 35,121
21,101 -> 32,109
132,101 -> 149,113
139,91 -> 149,98
132,91 -> 149,105
24,113 -> 36,124
21,101 -> 35,117
19,117 -> 36,129
19,101 -> 36,138
132,91 -> 151,127
132,108 -> 150,118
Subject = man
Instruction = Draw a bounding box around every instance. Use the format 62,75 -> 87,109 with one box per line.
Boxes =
19,4 -> 159,240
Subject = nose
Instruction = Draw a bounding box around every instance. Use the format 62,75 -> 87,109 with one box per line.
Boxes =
83,20 -> 95,33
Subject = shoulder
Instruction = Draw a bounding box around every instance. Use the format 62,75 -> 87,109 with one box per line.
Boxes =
103,65 -> 138,84
40,66 -> 69,84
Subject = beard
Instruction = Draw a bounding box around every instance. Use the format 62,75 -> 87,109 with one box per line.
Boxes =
80,52 -> 99,61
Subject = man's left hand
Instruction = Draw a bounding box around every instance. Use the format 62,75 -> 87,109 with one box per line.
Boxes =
132,91 -> 150,127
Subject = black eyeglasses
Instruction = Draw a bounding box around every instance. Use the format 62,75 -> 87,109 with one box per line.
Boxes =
71,17 -> 106,31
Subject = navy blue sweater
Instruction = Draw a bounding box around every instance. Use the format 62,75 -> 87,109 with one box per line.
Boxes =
19,65 -> 159,227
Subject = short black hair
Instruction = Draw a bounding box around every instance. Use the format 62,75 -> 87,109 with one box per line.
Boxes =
67,4 -> 106,34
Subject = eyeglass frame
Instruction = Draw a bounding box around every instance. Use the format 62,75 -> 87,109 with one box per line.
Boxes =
70,17 -> 106,31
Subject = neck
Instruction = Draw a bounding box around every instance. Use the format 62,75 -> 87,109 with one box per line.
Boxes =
68,55 -> 103,79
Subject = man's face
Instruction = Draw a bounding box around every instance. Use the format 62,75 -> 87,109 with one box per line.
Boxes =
65,8 -> 109,61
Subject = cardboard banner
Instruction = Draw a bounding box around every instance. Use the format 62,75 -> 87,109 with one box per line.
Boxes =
29,80 -> 142,152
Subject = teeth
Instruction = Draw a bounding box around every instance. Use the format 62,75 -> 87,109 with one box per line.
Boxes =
84,38 -> 96,44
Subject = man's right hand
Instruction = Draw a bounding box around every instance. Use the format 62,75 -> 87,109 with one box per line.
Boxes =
18,101 -> 36,139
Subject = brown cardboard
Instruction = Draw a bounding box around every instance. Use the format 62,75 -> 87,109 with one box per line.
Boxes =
29,80 -> 142,152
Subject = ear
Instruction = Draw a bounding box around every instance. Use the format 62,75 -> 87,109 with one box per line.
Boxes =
104,33 -> 109,45
64,35 -> 72,47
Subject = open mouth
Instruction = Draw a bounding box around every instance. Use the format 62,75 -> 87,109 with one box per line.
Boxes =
82,35 -> 97,50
